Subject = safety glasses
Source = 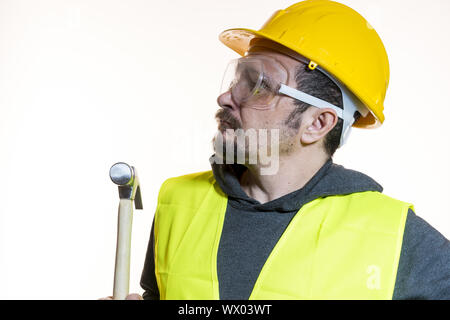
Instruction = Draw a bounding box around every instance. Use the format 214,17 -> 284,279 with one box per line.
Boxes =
220,54 -> 344,119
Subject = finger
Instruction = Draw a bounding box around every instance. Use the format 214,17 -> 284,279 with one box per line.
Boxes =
125,293 -> 143,300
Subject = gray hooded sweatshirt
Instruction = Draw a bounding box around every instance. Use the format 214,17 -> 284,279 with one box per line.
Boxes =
140,158 -> 450,299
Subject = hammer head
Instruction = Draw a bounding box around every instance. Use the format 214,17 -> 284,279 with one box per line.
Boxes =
110,162 -> 143,210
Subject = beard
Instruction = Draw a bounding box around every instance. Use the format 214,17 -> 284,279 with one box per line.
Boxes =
211,108 -> 301,165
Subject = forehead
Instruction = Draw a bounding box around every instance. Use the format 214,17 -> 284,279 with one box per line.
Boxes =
246,47 -> 302,76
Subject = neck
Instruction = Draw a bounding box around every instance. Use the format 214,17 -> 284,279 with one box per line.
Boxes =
239,150 -> 330,204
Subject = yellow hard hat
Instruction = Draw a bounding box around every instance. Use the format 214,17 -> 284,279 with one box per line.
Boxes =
219,0 -> 390,128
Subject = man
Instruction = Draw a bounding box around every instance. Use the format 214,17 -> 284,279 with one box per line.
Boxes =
134,0 -> 449,300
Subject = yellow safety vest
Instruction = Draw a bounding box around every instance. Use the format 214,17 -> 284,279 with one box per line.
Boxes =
154,171 -> 413,300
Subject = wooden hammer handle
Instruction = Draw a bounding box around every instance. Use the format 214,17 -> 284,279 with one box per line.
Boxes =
113,199 -> 133,300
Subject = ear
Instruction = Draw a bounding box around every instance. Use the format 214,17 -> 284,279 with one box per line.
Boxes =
300,108 -> 338,145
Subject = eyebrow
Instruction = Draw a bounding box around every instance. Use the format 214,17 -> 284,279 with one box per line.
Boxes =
242,69 -> 273,91
241,67 -> 260,81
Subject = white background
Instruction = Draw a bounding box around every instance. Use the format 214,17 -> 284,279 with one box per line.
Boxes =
0,0 -> 449,299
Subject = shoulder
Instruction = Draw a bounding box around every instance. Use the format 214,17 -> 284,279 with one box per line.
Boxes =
157,170 -> 215,205
322,163 -> 384,194
336,191 -> 413,214
394,209 -> 450,299
162,170 -> 214,185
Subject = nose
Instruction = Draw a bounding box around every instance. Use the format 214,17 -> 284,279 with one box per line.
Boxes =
217,90 -> 240,112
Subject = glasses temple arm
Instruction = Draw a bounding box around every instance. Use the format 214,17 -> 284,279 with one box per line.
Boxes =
278,84 -> 345,119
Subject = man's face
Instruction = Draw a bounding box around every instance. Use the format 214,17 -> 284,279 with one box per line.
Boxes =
214,48 -> 305,163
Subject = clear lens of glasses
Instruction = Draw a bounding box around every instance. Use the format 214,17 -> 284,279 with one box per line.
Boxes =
220,55 -> 288,110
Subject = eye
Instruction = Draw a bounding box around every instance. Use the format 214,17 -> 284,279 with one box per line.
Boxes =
253,75 -> 273,95
243,69 -> 260,87
260,77 -> 271,90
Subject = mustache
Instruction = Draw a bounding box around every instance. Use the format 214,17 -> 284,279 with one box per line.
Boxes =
215,109 -> 242,129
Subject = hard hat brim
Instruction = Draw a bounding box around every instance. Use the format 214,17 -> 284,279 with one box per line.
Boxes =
219,28 -> 383,129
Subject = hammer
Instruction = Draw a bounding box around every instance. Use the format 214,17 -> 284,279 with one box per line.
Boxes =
109,162 -> 143,300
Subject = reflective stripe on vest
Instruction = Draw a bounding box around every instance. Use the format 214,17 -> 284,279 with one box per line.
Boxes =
154,171 -> 413,300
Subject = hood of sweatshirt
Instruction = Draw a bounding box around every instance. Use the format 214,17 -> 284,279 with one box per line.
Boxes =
210,156 -> 383,213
